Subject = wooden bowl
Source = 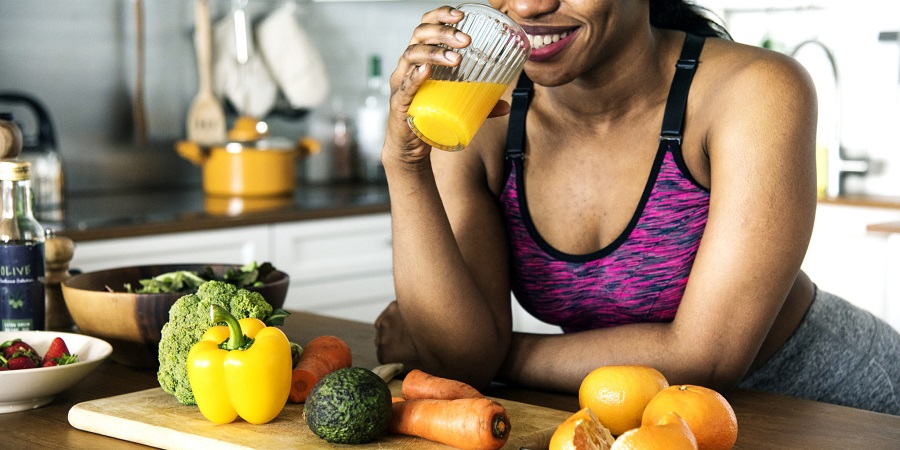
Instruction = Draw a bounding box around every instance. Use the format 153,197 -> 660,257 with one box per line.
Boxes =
60,264 -> 289,368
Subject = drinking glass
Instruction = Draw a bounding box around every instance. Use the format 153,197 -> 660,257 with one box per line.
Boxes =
407,3 -> 531,152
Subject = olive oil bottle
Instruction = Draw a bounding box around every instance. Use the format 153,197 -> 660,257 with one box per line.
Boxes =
355,55 -> 388,182
0,160 -> 46,331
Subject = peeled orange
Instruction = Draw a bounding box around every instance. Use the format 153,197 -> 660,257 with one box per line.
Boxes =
549,407 -> 616,450
611,411 -> 698,450
578,365 -> 669,436
642,385 -> 738,450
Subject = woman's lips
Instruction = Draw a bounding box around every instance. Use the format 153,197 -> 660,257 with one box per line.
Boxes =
525,28 -> 579,62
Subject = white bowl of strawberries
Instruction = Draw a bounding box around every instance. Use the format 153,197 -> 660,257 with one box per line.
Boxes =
0,330 -> 112,413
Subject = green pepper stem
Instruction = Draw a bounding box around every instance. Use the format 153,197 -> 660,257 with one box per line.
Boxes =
210,304 -> 245,350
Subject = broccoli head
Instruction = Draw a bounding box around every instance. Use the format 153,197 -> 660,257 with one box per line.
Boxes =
157,280 -> 274,405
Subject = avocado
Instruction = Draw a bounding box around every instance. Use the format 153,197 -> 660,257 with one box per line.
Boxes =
304,367 -> 393,444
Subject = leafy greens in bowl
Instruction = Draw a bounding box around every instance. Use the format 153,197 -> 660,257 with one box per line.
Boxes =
122,261 -> 277,294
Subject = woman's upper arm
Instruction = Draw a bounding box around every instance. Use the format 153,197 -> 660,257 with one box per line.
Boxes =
673,49 -> 819,385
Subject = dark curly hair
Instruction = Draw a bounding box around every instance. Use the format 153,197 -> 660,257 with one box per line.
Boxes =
649,0 -> 732,40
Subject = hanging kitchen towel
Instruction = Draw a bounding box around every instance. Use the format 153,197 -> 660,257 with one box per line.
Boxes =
211,11 -> 279,118
256,2 -> 330,110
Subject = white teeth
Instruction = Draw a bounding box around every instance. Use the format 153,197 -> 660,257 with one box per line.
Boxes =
528,31 -> 569,50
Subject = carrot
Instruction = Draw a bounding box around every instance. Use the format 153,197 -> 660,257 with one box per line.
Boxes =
389,397 -> 511,450
392,396 -> 406,403
288,335 -> 352,403
401,369 -> 484,400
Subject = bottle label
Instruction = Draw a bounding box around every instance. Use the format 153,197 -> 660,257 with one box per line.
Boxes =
0,243 -> 46,331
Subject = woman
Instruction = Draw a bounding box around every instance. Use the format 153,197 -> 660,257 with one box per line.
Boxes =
374,0 -> 900,414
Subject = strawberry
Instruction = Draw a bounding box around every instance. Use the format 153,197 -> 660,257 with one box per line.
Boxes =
1,338 -> 39,360
7,350 -> 39,370
41,337 -> 78,367
1,339 -> 41,369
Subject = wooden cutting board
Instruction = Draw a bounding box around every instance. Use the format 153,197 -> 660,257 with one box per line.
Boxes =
68,380 -> 572,450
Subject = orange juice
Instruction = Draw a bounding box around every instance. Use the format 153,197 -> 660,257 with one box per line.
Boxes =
407,79 -> 507,151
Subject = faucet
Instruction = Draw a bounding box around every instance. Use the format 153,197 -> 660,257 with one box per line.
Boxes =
790,39 -> 870,197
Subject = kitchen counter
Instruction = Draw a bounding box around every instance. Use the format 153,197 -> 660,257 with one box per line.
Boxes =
819,194 -> 900,235
868,221 -> 900,234
1,312 -> 897,449
41,183 -> 391,242
819,194 -> 900,210
822,196 -> 900,234
34,182 -> 900,244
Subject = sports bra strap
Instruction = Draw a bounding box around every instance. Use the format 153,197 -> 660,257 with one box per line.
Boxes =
505,74 -> 533,160
503,33 -> 705,158
659,33 -> 706,144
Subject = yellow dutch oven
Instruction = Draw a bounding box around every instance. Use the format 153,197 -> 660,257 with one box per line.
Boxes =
176,117 -> 319,197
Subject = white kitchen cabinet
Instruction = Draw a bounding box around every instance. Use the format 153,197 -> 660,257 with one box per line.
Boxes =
71,215 -> 397,324
68,214 -> 397,324
272,214 -> 395,323
801,203 -> 900,330
70,225 -> 271,274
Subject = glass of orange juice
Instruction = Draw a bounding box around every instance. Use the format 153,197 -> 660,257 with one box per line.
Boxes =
407,3 -> 531,152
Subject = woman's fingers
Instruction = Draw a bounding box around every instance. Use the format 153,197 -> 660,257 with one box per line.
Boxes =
391,6 -> 470,94
412,5 -> 465,46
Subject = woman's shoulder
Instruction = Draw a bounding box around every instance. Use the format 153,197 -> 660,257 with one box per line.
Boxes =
676,34 -> 818,184
684,35 -> 818,150
696,37 -> 816,107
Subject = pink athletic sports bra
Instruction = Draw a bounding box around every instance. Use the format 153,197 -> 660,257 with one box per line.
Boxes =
499,34 -> 710,332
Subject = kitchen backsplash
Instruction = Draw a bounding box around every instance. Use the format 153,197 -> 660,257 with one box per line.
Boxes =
1,0 -> 898,197
0,0 -> 447,193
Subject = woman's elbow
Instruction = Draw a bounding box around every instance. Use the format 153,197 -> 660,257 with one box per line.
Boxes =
668,343 -> 752,393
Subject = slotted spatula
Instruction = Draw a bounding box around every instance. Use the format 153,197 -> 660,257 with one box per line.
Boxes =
186,0 -> 226,146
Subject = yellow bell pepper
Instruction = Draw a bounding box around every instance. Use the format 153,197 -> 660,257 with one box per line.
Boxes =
187,304 -> 292,424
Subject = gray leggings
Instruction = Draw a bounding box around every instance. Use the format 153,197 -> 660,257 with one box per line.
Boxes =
738,287 -> 900,415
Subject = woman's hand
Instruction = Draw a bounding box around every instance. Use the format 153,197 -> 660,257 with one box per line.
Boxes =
374,300 -> 422,370
383,6 -> 470,168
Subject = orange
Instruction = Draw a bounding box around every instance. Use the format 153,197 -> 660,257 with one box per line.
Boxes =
549,407 -> 616,450
611,411 -> 698,450
578,365 -> 669,436
642,385 -> 738,450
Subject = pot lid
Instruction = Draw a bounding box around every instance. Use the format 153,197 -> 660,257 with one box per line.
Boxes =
225,115 -> 294,152
228,115 -> 269,142
223,138 -> 296,153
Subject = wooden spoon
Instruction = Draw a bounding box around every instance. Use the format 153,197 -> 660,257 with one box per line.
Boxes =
186,0 -> 226,146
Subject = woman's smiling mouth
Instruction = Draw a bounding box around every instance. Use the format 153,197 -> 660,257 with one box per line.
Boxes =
524,27 -> 579,62
528,30 -> 572,49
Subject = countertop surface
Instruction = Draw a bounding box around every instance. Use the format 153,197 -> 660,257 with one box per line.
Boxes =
40,183 -> 391,242
1,312 -> 898,449
818,194 -> 900,210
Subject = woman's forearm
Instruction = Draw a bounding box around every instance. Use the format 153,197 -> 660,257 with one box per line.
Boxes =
384,157 -> 508,386
499,321 -> 749,394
